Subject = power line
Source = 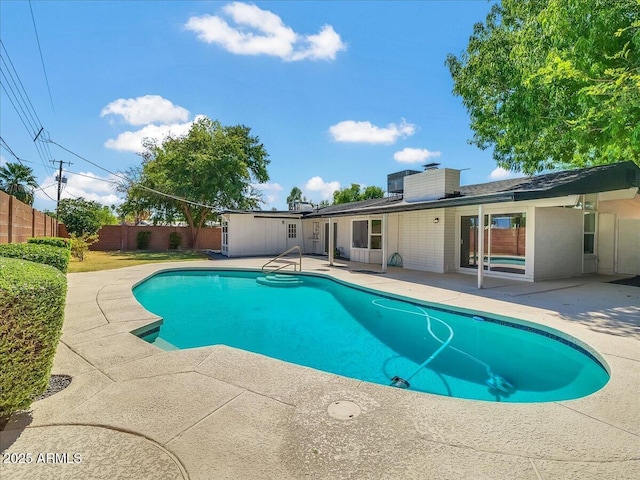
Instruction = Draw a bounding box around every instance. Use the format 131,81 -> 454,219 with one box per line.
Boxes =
45,138 -> 222,211
28,0 -> 54,113
65,170 -> 118,183
0,68 -> 39,136
0,40 -> 43,133
0,136 -> 36,164
0,41 -> 55,177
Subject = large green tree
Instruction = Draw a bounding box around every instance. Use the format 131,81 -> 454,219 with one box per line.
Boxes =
132,117 -> 269,246
446,0 -> 640,174
332,184 -> 385,204
0,162 -> 38,205
115,166 -> 162,225
57,198 -> 116,236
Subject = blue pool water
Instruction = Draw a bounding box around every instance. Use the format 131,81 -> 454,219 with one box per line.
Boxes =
132,269 -> 609,403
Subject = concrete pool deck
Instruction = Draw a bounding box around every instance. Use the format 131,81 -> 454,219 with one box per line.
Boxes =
1,256 -> 639,479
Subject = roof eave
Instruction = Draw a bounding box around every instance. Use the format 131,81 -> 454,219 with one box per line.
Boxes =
308,192 -> 517,217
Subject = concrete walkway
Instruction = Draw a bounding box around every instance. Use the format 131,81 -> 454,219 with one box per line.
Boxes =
1,256 -> 639,479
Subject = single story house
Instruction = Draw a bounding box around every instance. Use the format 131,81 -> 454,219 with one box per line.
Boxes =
221,161 -> 640,284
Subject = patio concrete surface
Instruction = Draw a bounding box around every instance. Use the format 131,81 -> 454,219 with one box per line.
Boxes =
1,256 -> 639,479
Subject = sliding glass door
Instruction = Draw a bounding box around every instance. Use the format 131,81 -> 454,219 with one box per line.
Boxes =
460,213 -> 526,275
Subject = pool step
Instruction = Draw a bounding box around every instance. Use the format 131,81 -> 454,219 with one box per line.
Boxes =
256,274 -> 303,287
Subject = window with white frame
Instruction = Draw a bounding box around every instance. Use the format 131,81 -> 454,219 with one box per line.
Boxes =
584,212 -> 596,254
370,219 -> 382,249
288,223 -> 297,239
352,219 -> 382,249
577,194 -> 597,255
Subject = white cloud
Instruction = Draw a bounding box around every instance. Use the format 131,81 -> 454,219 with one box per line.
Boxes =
104,116 -> 204,153
252,182 -> 283,192
185,2 -> 346,61
489,167 -> 520,181
0,155 -> 6,167
393,147 -> 441,164
100,95 -> 190,126
36,171 -> 123,206
305,176 -> 340,200
290,25 -> 344,61
329,119 -> 416,145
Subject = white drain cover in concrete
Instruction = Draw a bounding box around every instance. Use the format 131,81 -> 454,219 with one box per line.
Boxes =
327,400 -> 361,420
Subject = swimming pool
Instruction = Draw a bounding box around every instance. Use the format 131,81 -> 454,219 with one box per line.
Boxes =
132,269 -> 609,403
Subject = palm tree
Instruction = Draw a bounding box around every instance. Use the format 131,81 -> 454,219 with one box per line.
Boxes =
0,162 -> 38,206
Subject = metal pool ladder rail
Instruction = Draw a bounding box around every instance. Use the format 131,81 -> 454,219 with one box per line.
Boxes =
262,245 -> 302,274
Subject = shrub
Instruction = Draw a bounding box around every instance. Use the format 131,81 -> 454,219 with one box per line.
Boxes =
136,231 -> 152,250
0,258 -> 67,419
69,233 -> 99,262
0,243 -> 70,273
169,232 -> 182,250
27,237 -> 71,250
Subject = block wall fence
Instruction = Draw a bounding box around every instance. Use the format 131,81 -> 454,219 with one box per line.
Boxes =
58,224 -> 222,251
1,191 -> 221,250
0,191 -> 57,244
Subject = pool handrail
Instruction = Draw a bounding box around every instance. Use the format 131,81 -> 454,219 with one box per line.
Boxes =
262,245 -> 302,274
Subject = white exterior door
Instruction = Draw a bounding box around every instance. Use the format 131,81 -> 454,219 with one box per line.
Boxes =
286,221 -> 299,251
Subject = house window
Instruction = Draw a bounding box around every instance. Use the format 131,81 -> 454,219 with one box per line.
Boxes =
370,219 -> 382,249
352,220 -> 368,248
352,219 -> 382,249
577,194 -> 597,255
288,223 -> 297,239
584,212 -> 596,254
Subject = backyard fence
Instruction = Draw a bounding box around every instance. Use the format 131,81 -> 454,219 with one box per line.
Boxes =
1,191 -> 221,251
58,224 -> 222,251
0,191 -> 57,244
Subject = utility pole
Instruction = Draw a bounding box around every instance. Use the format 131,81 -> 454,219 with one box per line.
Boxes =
51,159 -> 72,236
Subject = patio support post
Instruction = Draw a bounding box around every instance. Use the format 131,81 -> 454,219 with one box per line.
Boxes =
478,204 -> 484,289
382,213 -> 388,273
328,218 -> 334,266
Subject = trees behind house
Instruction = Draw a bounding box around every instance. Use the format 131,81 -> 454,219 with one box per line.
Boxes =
446,0 -> 640,173
122,117 -> 270,247
333,184 -> 385,204
0,162 -> 38,206
115,166 -> 162,225
57,198 -> 116,236
57,198 -> 116,260
286,186 -> 303,210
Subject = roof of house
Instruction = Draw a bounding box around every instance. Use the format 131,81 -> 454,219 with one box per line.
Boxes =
221,209 -> 304,219
306,161 -> 640,218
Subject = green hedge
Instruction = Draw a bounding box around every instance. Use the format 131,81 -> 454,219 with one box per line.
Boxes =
0,258 -> 67,418
27,237 -> 71,250
169,232 -> 182,250
0,243 -> 71,273
136,231 -> 151,250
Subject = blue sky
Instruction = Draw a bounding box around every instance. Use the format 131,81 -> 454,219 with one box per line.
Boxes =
1,0 -> 513,212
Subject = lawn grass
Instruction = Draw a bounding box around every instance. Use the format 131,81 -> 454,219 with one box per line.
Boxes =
67,250 -> 207,273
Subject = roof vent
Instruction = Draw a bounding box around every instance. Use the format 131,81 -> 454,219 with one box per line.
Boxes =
423,162 -> 440,171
